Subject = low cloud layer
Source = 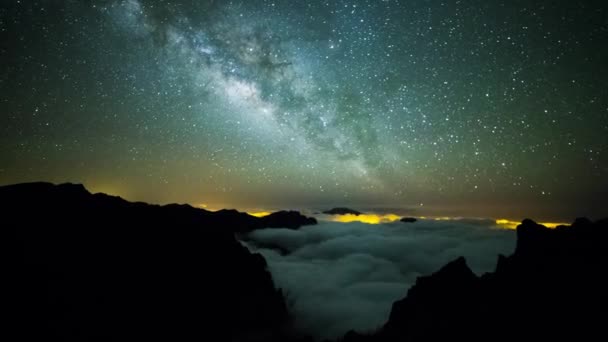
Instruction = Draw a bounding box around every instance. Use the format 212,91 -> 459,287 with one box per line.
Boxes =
243,219 -> 515,339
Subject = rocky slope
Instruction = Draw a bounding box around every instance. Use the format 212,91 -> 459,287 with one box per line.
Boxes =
342,217 -> 608,341
4,182 -> 605,341
1,182 -> 315,341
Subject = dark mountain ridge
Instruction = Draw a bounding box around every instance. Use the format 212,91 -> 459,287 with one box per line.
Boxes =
1,182 -> 315,341
323,207 -> 362,215
3,182 -> 606,341
342,217 -> 608,341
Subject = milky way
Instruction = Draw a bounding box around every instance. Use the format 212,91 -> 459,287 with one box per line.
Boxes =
1,0 -> 606,219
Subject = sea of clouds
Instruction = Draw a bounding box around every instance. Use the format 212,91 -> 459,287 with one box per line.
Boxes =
242,219 -> 516,339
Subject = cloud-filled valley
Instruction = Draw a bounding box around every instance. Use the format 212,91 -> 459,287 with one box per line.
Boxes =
243,219 -> 515,339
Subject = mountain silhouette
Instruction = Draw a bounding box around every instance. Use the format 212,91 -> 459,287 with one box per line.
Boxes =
342,217 -> 608,341
4,182 -> 606,341
323,207 -> 362,215
1,182 -> 316,341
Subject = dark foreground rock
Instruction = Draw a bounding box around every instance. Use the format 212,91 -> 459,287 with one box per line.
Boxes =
323,207 -> 362,215
1,182 -> 314,342
342,217 -> 608,341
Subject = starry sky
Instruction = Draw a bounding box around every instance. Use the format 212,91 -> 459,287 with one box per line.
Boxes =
1,0 -> 606,220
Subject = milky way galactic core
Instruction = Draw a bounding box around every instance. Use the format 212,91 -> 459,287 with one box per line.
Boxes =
1,1 -> 606,220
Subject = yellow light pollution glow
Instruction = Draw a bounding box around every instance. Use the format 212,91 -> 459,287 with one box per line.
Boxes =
248,211 -> 272,218
330,213 -> 402,224
495,219 -> 567,229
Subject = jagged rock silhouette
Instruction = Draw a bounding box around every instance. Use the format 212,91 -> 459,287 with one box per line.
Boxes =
1,182 -> 316,341
343,217 -> 608,341
3,182 -> 606,341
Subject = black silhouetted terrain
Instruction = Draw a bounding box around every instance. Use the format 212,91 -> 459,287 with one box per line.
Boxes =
323,207 -> 362,215
4,182 -> 607,342
1,182 -> 316,342
399,217 -> 417,223
342,217 -> 608,341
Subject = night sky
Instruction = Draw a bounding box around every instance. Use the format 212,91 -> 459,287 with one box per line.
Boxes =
1,0 -> 606,220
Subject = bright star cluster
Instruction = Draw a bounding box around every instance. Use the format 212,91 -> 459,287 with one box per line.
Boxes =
1,0 -> 606,220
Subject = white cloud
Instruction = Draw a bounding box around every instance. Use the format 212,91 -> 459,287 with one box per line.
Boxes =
243,220 -> 515,339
